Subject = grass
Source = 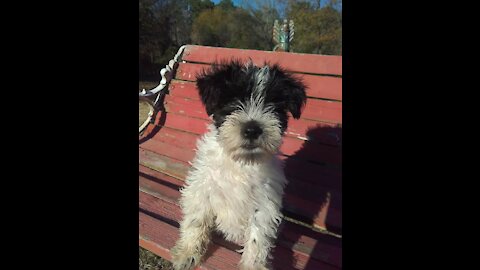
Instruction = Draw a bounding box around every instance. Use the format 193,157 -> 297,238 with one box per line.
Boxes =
139,101 -> 152,127
139,81 -> 159,92
139,81 -> 160,127
139,246 -> 174,270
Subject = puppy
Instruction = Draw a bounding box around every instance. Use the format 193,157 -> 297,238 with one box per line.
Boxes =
171,60 -> 306,270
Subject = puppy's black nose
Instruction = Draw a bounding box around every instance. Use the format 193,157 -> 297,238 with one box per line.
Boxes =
242,121 -> 263,140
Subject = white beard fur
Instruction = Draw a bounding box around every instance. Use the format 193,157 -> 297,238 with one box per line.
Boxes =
172,124 -> 287,270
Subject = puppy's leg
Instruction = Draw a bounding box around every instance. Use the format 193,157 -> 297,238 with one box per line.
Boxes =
239,203 -> 282,270
171,190 -> 214,270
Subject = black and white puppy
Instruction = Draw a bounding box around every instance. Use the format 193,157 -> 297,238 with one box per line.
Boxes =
171,60 -> 306,270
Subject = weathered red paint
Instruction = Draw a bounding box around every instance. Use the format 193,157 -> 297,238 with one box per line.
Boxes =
139,189 -> 342,269
142,122 -> 341,167
164,93 -> 342,124
140,212 -> 240,270
140,138 -> 196,164
182,45 -> 342,76
139,148 -> 189,180
139,164 -> 186,188
139,148 -> 342,230
147,110 -> 342,148
140,45 -> 342,269
173,64 -> 342,100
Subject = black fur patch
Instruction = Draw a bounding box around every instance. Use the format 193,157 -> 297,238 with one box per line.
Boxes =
196,59 -> 307,131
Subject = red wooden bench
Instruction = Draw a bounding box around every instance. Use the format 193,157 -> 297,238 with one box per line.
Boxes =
139,45 -> 342,270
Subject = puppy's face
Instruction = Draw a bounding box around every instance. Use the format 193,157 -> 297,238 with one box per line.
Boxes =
196,60 -> 306,163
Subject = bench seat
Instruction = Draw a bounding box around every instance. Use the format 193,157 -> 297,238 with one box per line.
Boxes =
139,45 -> 342,269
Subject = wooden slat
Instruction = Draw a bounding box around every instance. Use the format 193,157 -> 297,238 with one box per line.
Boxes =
285,178 -> 342,210
169,79 -> 343,124
140,136 -> 342,190
139,164 -> 185,188
140,212 -> 340,270
153,115 -> 341,151
175,62 -> 204,82
140,136 -> 342,192
140,44 -> 342,269
144,109 -> 342,147
139,174 -> 181,204
280,156 -> 342,190
139,135 -> 341,209
139,147 -> 342,230
283,192 -> 341,231
301,99 -> 342,124
153,111 -> 210,136
164,94 -> 342,125
142,119 -> 205,147
272,246 -> 339,270
181,45 -> 342,76
167,78 -> 343,143
145,125 -> 343,168
286,118 -> 342,147
281,136 -> 341,165
145,126 -> 199,151
139,148 -> 189,180
140,212 -> 240,270
140,139 -> 195,164
140,182 -> 181,221
139,188 -> 342,269
141,124 -> 341,168
140,137 -> 342,208
174,64 -> 342,101
164,95 -> 206,120
278,222 -> 342,268
302,75 -> 342,101
140,237 -> 173,264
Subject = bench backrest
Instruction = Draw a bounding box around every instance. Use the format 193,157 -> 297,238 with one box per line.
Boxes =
141,45 -> 342,235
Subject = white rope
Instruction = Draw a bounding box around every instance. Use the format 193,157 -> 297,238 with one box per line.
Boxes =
139,45 -> 187,134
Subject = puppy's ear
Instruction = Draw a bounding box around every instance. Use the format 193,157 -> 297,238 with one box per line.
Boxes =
196,61 -> 243,116
285,80 -> 306,119
270,65 -> 307,119
196,72 -> 222,116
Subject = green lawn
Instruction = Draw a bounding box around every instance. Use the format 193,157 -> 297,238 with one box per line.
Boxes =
139,81 -> 159,127
139,246 -> 173,270
139,81 -> 159,92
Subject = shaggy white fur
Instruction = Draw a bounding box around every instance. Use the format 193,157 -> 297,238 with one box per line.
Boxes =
170,62 -> 306,270
219,96 -> 283,164
171,124 -> 287,270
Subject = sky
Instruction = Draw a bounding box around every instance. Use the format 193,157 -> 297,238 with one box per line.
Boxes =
210,0 -> 342,12
211,0 -> 243,5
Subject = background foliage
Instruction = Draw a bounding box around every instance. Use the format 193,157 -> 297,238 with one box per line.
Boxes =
139,0 -> 342,80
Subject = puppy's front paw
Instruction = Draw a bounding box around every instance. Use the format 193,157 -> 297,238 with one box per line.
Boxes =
171,245 -> 202,270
